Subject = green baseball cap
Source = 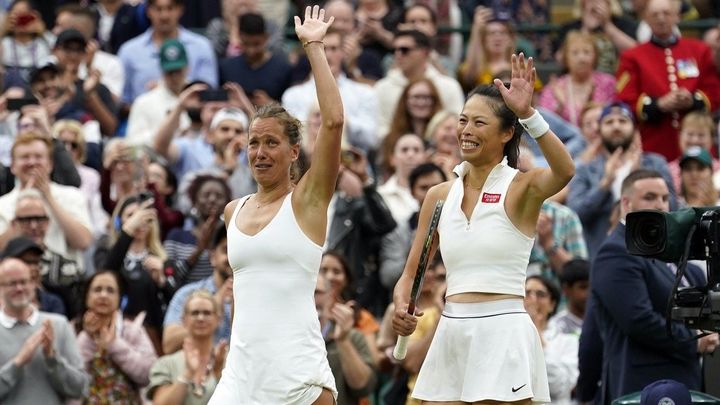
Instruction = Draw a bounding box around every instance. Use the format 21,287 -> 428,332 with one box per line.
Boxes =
159,39 -> 188,72
680,146 -> 713,169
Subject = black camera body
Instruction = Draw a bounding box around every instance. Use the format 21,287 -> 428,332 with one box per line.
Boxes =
626,207 -> 720,332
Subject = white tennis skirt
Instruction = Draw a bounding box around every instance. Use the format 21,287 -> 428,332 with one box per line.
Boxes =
412,299 -> 551,403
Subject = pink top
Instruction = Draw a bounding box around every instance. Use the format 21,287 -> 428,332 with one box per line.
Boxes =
538,71 -> 617,127
76,312 -> 157,386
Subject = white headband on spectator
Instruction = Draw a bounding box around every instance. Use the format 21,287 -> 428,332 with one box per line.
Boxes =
210,107 -> 249,131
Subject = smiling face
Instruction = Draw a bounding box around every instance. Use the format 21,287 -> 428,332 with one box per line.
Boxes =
11,139 -> 52,187
194,180 -> 229,219
457,95 -> 513,164
432,115 -> 460,155
248,117 -> 299,186
405,81 -> 437,121
319,253 -> 348,300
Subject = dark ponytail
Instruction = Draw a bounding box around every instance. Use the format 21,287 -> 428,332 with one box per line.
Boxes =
466,84 -> 523,168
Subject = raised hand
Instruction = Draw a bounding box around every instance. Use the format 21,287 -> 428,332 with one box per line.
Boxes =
294,5 -> 334,44
494,53 -> 535,119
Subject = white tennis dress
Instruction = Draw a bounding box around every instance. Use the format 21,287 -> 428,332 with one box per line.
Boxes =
209,193 -> 337,404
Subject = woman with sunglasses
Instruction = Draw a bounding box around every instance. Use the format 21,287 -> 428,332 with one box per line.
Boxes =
393,54 -> 575,404
53,119 -> 108,238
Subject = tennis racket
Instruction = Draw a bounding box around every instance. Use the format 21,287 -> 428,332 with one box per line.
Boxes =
393,199 -> 445,361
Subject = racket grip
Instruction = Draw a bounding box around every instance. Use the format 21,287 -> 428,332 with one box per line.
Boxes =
393,335 -> 410,360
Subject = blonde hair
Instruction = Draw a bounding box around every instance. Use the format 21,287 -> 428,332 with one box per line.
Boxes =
11,131 -> 52,161
424,110 -> 457,144
52,119 -> 87,163
110,195 -> 167,261
681,111 -> 716,136
183,289 -> 220,316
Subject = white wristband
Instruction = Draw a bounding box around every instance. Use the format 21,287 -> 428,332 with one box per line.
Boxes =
518,110 -> 550,139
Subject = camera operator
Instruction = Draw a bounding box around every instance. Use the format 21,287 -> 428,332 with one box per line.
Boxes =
582,169 -> 718,403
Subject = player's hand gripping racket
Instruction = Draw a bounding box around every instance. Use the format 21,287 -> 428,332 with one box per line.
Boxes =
393,199 -> 444,361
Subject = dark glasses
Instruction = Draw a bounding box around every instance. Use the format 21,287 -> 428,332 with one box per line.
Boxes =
394,46 -> 416,55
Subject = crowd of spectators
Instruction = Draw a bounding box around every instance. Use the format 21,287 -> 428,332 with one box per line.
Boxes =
0,0 -> 719,404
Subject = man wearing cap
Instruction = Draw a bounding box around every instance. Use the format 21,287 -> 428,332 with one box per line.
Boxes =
53,4 -> 125,101
616,0 -> 720,161
4,189 -> 83,318
118,0 -> 217,105
0,257 -> 88,404
584,168 -> 718,402
567,101 -> 677,258
125,39 -> 191,146
173,107 -> 255,207
2,236 -> 65,316
153,83 -> 253,184
51,28 -> 118,137
677,146 -> 718,206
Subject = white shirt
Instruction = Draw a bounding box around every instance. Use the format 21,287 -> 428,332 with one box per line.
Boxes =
282,73 -> 379,152
374,64 -> 465,141
125,82 -> 191,146
79,50 -> 125,99
96,3 -> 115,45
0,306 -> 39,329
377,175 -> 418,224
0,183 -> 91,266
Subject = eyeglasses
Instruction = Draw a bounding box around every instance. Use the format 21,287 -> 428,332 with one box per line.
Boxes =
394,46 -> 417,55
62,141 -> 79,150
409,94 -> 434,102
525,289 -> 550,299
14,215 -> 49,225
1,278 -> 31,288
187,310 -> 215,318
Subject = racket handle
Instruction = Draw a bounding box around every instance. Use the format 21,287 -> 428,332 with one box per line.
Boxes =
393,335 -> 410,360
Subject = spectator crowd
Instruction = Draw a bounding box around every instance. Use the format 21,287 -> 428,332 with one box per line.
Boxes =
0,0 -> 719,404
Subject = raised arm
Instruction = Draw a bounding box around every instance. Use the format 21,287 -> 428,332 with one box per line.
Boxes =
496,54 -> 575,205
295,6 -> 344,209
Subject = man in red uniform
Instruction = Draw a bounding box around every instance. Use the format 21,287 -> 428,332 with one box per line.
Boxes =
616,0 -> 720,161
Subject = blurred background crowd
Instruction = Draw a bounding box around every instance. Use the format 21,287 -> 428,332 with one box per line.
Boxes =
0,0 -> 719,404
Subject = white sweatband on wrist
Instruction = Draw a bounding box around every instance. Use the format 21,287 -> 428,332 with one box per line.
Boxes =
518,110 -> 550,139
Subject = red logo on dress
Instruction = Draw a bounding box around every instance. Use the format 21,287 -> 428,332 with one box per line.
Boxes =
482,193 -> 501,203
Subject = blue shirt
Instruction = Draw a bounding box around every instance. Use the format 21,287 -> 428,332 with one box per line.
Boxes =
173,136 -> 214,183
163,276 -> 231,343
219,52 -> 292,102
119,28 -> 218,103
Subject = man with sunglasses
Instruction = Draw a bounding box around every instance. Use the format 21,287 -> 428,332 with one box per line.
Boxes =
0,133 -> 92,289
4,190 -> 83,319
374,29 -> 464,140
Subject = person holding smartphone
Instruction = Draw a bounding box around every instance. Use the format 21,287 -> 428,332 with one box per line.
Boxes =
1,0 -> 54,88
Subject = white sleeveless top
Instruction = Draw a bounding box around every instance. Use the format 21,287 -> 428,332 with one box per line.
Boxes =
217,193 -> 336,404
439,158 -> 535,297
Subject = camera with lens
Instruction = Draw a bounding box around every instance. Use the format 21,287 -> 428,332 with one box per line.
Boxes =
626,207 -> 720,332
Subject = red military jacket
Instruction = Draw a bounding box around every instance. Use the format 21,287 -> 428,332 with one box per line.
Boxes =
616,36 -> 720,161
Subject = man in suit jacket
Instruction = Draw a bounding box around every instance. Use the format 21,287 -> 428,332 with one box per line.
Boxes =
589,168 -> 718,403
